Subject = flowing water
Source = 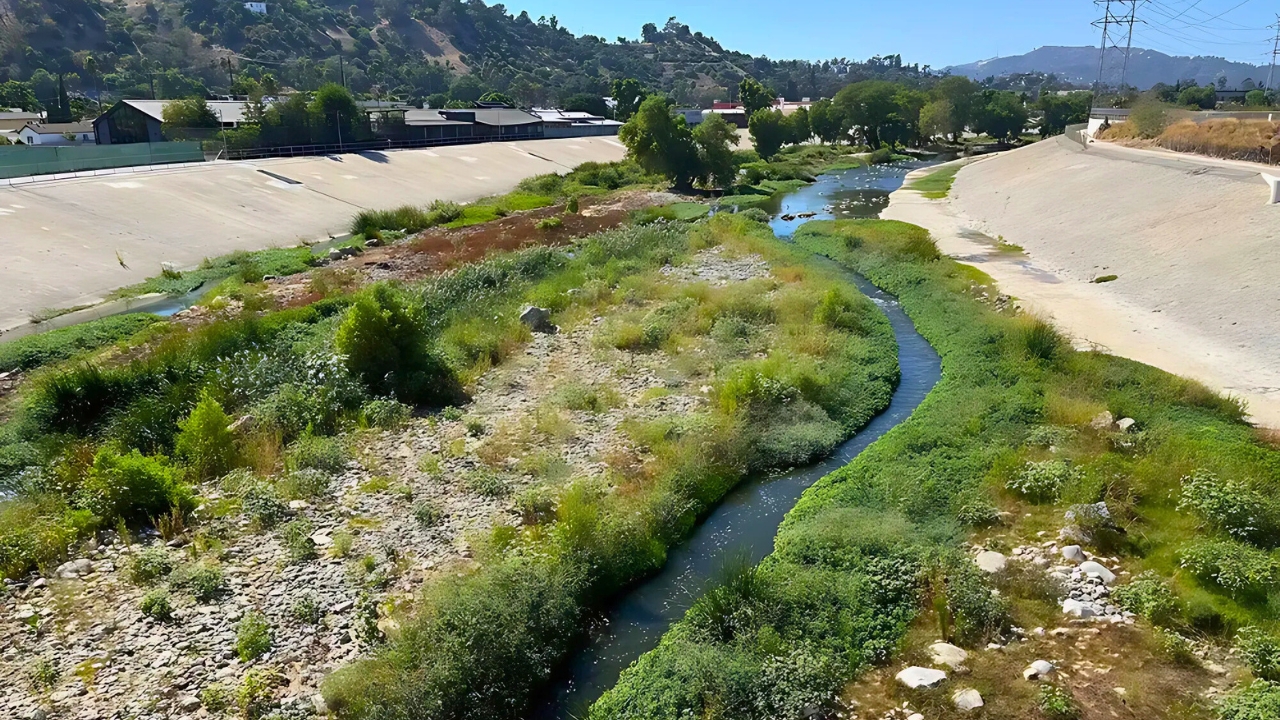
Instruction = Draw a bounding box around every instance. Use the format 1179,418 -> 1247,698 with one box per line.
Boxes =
537,159 -> 945,719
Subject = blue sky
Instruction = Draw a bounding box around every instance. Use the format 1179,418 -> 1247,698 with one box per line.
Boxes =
505,0 -> 1280,68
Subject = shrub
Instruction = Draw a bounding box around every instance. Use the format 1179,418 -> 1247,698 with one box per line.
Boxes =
0,498 -> 96,579
174,391 -> 237,480
240,483 -> 289,530
553,382 -> 621,412
361,399 -> 411,429
413,500 -> 443,528
955,497 -> 1001,527
1022,318 -> 1065,362
813,287 -> 868,332
291,593 -> 323,625
335,283 -> 460,404
284,434 -> 348,475
1037,684 -> 1080,720
280,519 -> 317,564
565,196 -> 579,214
177,564 -> 227,603
536,216 -> 563,230
275,468 -> 331,500
354,590 -> 383,646
77,448 -> 192,526
29,658 -> 59,691
1007,459 -> 1078,503
139,588 -> 174,621
1238,627 -> 1280,682
1179,470 -> 1278,544
0,313 -> 158,373
737,207 -> 771,223
1219,680 -> 1280,720
199,683 -> 233,714
1180,538 -> 1276,597
945,556 -> 1012,646
1152,627 -> 1197,664
236,668 -> 279,720
1112,571 -> 1179,626
235,610 -> 273,661
465,469 -> 510,498
1129,101 -> 1169,139
331,531 -> 354,558
126,546 -> 175,585
868,147 -> 895,164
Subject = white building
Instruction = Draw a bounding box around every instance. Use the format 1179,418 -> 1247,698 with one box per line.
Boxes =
17,122 -> 95,145
244,2 -> 267,13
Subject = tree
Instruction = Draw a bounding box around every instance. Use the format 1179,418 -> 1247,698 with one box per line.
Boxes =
478,91 -> 514,107
1177,85 -> 1216,109
1246,89 -> 1270,107
612,78 -> 648,122
691,112 -> 737,188
930,75 -> 980,140
563,93 -> 609,117
619,95 -> 700,189
834,80 -> 900,147
449,75 -> 486,103
748,108 -> 789,159
738,76 -> 773,116
1035,91 -> 1091,136
0,81 -> 39,111
162,97 -> 219,131
919,99 -> 952,141
973,91 -> 1028,143
310,83 -> 362,143
892,88 -> 928,146
809,98 -> 845,143
788,106 -> 811,144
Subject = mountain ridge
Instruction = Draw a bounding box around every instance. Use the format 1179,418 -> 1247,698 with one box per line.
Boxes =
945,45 -> 1272,89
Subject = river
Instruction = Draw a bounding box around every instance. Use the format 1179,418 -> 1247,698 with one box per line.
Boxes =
536,158 -> 945,719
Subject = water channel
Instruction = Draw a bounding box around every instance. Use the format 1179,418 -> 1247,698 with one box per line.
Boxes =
537,158 -> 945,719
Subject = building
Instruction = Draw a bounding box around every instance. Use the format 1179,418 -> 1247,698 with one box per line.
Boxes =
0,110 -> 43,132
94,99 -> 249,144
531,108 -> 623,137
705,107 -> 748,128
243,2 -> 266,12
1215,88 -> 1249,104
674,108 -> 705,125
17,122 -> 95,145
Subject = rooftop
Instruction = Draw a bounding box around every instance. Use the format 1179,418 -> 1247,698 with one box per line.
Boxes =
117,99 -> 252,124
21,122 -> 94,134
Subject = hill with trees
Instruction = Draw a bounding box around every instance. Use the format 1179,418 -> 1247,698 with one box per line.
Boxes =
0,4 -> 930,115
946,45 -> 1271,91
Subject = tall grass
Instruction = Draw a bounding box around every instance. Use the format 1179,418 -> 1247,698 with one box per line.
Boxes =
1100,117 -> 1280,164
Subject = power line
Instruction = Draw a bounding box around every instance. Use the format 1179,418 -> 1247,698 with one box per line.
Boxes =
1267,15 -> 1280,91
1094,0 -> 1146,93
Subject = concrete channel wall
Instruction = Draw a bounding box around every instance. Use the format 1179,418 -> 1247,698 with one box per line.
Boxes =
0,136 -> 627,333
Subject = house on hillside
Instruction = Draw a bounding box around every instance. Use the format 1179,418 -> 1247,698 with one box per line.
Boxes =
93,99 -> 248,144
17,122 -> 95,145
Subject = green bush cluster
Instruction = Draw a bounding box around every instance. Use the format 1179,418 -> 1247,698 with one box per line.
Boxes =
349,199 -> 465,236
360,399 -> 412,429
1112,571 -> 1180,626
1219,680 -> 1280,720
1179,470 -> 1280,544
139,588 -> 174,621
1007,459 -> 1079,503
235,610 -> 273,661
284,434 -> 348,475
1237,627 -> 1280,682
1180,538 -> 1276,597
0,314 -> 160,374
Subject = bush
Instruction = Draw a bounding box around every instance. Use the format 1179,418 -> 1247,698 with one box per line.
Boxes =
552,382 -> 621,412
737,207 -> 770,223
235,610 -> 273,661
1022,318 -> 1065,362
1112,571 -> 1179,626
199,683 -> 233,714
139,588 -> 174,621
1037,684 -> 1080,720
0,498 -> 97,579
1179,470 -> 1278,544
813,287 -> 868,333
236,669 -> 279,720
331,531 -> 354,558
335,283 -> 461,404
0,314 -> 159,373
275,468 -> 331,500
28,658 -> 59,691
240,483 -> 289,530
280,519 -> 317,564
1007,459 -> 1078,503
291,593 -> 323,625
1180,538 -> 1276,597
1238,627 -> 1280,682
565,196 -> 579,214
77,448 -> 192,526
361,399 -> 411,429
536,216 -> 563,230
177,564 -> 227,602
867,147 -> 895,164
413,500 -> 443,528
1219,680 -> 1280,720
464,468 -> 510,498
126,546 -> 174,585
174,392 -> 237,480
1152,627 -> 1197,664
284,434 -> 348,475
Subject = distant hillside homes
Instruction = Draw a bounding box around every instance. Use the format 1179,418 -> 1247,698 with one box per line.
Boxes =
945,45 -> 1271,90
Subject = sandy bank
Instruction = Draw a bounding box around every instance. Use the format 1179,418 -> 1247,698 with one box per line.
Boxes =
0,137 -> 626,333
883,138 -> 1280,427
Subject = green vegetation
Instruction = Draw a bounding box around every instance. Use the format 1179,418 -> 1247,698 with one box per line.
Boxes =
0,314 -> 161,374
139,588 -> 174,621
1093,274 -> 1119,283
319,213 -> 899,719
110,246 -> 318,299
593,217 -> 1278,719
906,162 -> 963,199
235,611 -> 274,661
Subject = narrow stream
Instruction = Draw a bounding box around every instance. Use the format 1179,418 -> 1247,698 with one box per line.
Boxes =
537,160 -> 945,719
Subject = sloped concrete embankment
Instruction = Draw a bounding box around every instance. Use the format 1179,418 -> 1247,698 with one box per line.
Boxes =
0,137 -> 626,333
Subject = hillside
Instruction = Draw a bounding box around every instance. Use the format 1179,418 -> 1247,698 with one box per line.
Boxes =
0,3 -> 928,110
946,45 -> 1270,90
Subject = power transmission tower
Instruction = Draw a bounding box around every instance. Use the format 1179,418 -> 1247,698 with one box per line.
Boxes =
1266,16 -> 1280,92
1092,0 -> 1145,98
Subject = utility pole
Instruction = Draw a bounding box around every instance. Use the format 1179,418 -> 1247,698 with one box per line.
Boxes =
1092,1 -> 1145,102
339,56 -> 346,89
1266,16 -> 1280,93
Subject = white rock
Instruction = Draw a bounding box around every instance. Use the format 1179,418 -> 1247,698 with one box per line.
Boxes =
974,551 -> 1007,573
953,688 -> 984,711
54,558 -> 93,578
1062,598 -> 1097,618
1089,411 -> 1115,430
929,642 -> 969,669
1078,560 -> 1116,584
1023,660 -> 1055,681
896,666 -> 948,689
907,714 -> 924,720
178,696 -> 201,711
1060,545 -> 1086,564
1116,417 -> 1136,432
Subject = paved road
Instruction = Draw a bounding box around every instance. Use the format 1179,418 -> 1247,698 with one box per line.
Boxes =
0,137 -> 626,333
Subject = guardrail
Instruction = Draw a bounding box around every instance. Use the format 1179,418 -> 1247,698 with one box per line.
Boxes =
1064,123 -> 1089,149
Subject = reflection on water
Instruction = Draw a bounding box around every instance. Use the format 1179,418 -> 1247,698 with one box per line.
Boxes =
763,156 -> 953,237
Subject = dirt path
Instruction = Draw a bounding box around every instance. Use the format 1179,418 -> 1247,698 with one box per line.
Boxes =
883,141 -> 1280,428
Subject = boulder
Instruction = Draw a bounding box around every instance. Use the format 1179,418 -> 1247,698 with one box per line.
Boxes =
54,558 -> 93,579
1116,417 -> 1136,432
1089,411 -> 1115,430
929,642 -> 969,670
974,551 -> 1007,574
1062,598 -> 1097,618
519,306 -> 558,334
953,688 -> 984,711
1023,660 -> 1055,681
1078,560 -> 1117,584
1060,545 -> 1086,564
896,666 -> 948,689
